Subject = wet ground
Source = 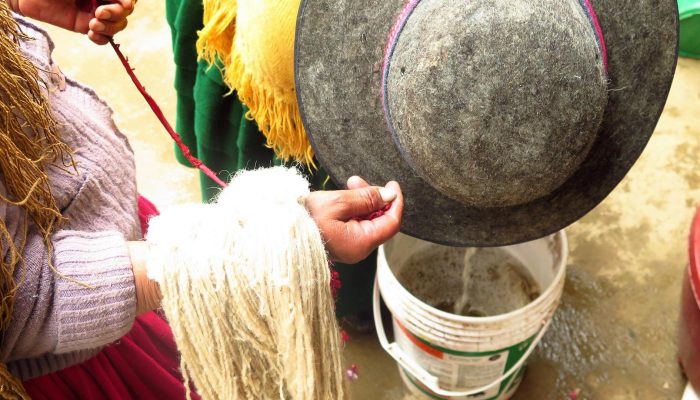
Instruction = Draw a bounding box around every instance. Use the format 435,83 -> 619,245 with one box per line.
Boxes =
41,2 -> 700,399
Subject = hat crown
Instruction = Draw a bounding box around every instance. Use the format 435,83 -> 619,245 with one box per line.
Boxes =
384,0 -> 608,208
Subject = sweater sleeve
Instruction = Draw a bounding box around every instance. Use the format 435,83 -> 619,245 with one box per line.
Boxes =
1,221 -> 137,365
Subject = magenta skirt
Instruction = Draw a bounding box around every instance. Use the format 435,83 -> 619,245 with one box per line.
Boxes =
23,196 -> 200,399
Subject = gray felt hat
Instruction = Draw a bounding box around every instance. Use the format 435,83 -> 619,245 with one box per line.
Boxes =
295,0 -> 678,246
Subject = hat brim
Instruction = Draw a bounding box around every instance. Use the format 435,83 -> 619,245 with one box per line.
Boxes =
295,0 -> 678,246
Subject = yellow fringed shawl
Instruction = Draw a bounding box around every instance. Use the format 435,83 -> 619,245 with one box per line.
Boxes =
197,0 -> 314,167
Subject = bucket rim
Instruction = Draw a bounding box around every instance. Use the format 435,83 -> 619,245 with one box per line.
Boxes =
378,230 -> 568,325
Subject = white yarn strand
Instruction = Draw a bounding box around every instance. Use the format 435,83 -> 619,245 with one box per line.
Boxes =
146,167 -> 346,399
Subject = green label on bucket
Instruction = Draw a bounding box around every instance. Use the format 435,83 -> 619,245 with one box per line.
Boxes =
394,319 -> 537,399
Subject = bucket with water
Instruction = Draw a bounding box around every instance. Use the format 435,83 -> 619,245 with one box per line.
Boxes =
373,232 -> 567,399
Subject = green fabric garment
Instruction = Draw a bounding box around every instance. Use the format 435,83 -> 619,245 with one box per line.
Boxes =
166,0 -> 274,200
164,0 -> 376,318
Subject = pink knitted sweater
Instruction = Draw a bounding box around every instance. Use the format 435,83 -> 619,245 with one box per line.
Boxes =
2,18 -> 141,380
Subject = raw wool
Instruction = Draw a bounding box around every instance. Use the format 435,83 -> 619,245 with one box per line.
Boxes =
197,0 -> 315,168
146,167 -> 346,399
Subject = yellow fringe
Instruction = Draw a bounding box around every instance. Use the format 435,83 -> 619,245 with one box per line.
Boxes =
224,49 -> 315,167
197,0 -> 237,67
197,0 -> 315,168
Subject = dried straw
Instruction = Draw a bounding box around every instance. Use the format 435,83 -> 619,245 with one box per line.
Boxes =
0,3 -> 75,331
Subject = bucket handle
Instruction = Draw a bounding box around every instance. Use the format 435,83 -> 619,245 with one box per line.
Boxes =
373,274 -> 552,398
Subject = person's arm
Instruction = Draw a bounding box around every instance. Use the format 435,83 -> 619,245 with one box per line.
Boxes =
3,229 -> 138,364
306,177 -> 403,264
6,0 -> 134,45
3,177 -> 401,361
0,180 -> 134,370
130,177 -> 404,316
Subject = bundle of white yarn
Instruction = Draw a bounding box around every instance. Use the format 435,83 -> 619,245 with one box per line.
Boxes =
146,167 -> 346,399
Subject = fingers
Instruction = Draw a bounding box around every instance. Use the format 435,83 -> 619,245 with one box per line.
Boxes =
381,181 -> 403,224
87,17 -> 128,44
312,181 -> 403,264
87,30 -> 108,45
87,0 -> 134,45
89,14 -> 128,35
305,178 -> 404,264
330,186 -> 396,221
346,176 -> 369,190
345,181 -> 403,248
96,0 -> 134,22
346,177 -> 398,212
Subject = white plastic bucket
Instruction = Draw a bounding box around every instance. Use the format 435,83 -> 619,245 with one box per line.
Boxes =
373,232 -> 567,399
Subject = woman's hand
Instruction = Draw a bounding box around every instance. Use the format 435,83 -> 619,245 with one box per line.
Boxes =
8,0 -> 135,45
306,176 -> 404,264
126,175 -> 403,312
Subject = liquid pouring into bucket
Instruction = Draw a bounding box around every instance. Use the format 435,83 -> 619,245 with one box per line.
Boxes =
453,248 -> 475,316
374,232 -> 567,400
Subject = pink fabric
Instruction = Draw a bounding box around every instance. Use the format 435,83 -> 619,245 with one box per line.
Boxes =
137,195 -> 159,236
23,196 -> 200,399
581,0 -> 609,73
24,312 -> 200,400
381,0 -> 421,135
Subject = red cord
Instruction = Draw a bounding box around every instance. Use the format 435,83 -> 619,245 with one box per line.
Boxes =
108,39 -> 228,188
352,204 -> 391,221
94,15 -> 358,373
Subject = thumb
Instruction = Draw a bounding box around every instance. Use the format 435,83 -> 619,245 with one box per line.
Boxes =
333,186 -> 397,221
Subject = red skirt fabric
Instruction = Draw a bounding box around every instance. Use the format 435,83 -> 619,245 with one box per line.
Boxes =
24,312 -> 199,400
23,196 -> 199,399
137,195 -> 159,237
